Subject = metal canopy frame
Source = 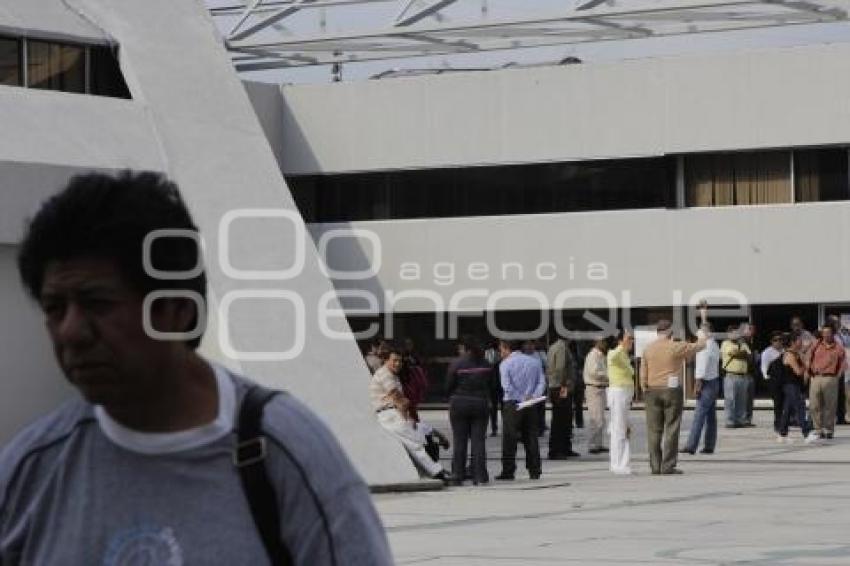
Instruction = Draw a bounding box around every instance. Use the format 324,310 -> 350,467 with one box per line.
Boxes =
209,0 -> 850,72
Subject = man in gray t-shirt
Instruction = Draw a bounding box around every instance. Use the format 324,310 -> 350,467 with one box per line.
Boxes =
1,171 -> 392,565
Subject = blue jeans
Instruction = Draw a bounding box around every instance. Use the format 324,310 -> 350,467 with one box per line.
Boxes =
779,383 -> 811,438
686,378 -> 719,452
724,374 -> 748,426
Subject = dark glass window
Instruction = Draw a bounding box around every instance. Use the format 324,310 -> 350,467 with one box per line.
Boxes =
794,148 -> 848,202
288,157 -> 677,222
0,37 -> 21,86
89,46 -> 130,98
27,40 -> 85,93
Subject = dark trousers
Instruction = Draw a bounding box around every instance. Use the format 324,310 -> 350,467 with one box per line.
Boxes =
501,401 -> 541,476
779,383 -> 811,438
573,384 -> 585,428
644,387 -> 683,474
548,388 -> 573,457
537,402 -> 547,435
768,377 -> 785,433
838,378 -> 847,424
489,383 -> 503,433
449,396 -> 489,482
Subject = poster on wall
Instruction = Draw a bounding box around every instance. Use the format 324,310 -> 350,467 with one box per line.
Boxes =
634,325 -> 658,358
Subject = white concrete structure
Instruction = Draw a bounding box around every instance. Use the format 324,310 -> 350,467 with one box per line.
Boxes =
271,42 -> 850,174
245,42 -> 850,317
0,0 -> 418,486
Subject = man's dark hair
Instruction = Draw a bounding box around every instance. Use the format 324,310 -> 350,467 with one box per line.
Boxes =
459,335 -> 484,361
615,329 -> 634,342
384,345 -> 404,358
783,331 -> 800,349
656,319 -> 673,333
17,170 -> 207,348
499,339 -> 523,352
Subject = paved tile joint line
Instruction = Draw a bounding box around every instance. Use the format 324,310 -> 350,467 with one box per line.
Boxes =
375,409 -> 850,565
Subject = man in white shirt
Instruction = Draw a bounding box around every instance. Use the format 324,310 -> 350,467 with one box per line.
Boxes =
761,331 -> 785,434
682,324 -> 721,454
583,339 -> 609,454
370,348 -> 448,481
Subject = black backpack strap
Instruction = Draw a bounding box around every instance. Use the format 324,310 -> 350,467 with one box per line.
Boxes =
235,385 -> 293,566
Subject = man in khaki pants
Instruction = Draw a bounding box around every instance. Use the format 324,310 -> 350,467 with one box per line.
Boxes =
583,339 -> 610,454
640,315 -> 707,475
807,326 -> 847,441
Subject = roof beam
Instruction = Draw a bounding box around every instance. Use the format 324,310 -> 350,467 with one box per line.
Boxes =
228,0 -> 315,42
395,0 -> 459,27
216,0 -> 850,70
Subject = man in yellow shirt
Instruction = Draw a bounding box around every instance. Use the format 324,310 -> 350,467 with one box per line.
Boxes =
720,326 -> 751,428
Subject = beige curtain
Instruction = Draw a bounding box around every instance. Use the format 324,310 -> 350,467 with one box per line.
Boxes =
686,151 -> 790,206
27,41 -> 84,92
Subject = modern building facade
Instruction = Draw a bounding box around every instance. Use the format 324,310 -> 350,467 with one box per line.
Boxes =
246,38 -> 850,399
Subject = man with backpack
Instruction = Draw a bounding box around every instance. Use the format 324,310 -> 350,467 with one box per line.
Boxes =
1,171 -> 392,565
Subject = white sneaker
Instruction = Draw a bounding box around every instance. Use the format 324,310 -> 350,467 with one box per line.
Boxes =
776,435 -> 787,444
804,432 -> 820,445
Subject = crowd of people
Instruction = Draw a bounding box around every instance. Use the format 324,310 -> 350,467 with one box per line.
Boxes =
365,308 -> 850,484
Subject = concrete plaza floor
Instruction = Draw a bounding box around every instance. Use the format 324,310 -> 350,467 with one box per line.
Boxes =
374,408 -> 850,565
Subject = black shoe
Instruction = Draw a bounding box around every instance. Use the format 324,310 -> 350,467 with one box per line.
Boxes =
743,423 -> 756,428
434,471 -> 450,485
565,450 -> 580,458
661,469 -> 684,475
826,432 -> 835,439
495,472 -> 515,481
699,449 -> 714,454
679,448 -> 695,455
432,430 -> 451,449
448,479 -> 464,487
598,447 -> 609,453
588,448 -> 601,454
472,478 -> 489,486
529,472 -> 541,480
548,453 -> 568,460
490,430 -> 498,437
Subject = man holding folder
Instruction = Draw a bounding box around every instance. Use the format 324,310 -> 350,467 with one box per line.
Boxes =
496,339 -> 547,480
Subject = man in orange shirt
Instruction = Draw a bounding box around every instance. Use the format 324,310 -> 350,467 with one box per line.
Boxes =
807,325 -> 847,441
